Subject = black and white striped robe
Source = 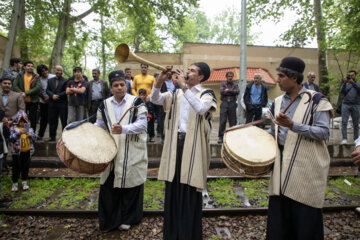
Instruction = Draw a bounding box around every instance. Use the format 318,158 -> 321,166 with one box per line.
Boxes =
157,88 -> 217,240
96,94 -> 148,232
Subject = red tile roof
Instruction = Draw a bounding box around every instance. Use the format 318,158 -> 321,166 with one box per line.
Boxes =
207,67 -> 276,86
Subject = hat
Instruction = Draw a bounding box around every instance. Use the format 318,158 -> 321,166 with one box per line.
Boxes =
108,70 -> 125,82
193,62 -> 210,82
279,57 -> 305,74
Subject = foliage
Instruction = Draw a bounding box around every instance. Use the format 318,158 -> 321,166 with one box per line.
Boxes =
167,8 -> 212,52
210,7 -> 254,45
239,179 -> 269,207
207,178 -> 238,208
328,177 -> 360,196
143,180 -> 164,209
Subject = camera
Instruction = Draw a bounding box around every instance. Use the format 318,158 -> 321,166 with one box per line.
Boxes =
346,75 -> 351,80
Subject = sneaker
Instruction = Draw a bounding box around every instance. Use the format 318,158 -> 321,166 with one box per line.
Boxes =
22,181 -> 29,190
356,207 -> 360,214
217,138 -> 223,144
341,139 -> 348,145
149,137 -> 155,142
11,183 -> 18,192
119,224 -> 131,230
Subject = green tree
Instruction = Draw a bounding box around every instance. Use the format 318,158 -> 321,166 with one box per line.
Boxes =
211,7 -> 255,45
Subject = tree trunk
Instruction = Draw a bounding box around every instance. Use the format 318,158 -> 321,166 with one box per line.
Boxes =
1,0 -> 23,75
100,13 -> 106,79
49,0 -> 71,72
17,0 -> 28,61
314,0 -> 329,97
49,0 -> 93,72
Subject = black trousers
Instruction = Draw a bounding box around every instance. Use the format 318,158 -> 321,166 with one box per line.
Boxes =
88,100 -> 102,123
148,116 -> 155,138
12,151 -> 31,183
38,102 -> 49,137
163,136 -> 203,240
266,195 -> 324,240
218,101 -> 237,139
25,102 -> 38,132
246,106 -> 262,125
98,170 -> 144,232
48,102 -> 67,139
153,104 -> 163,135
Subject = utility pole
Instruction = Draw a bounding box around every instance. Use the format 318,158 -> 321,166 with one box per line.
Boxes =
237,0 -> 247,124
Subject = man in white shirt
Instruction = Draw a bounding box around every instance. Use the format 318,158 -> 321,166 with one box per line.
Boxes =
151,62 -> 217,240
95,70 -> 148,232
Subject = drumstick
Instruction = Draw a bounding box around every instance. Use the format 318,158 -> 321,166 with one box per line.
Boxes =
225,118 -> 269,133
281,91 -> 312,114
117,106 -> 140,124
225,92 -> 312,133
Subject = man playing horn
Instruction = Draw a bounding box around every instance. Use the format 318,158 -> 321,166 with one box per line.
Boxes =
266,57 -> 333,240
150,62 -> 217,240
94,70 -> 148,232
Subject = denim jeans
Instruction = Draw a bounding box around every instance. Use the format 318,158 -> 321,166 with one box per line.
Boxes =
341,104 -> 359,140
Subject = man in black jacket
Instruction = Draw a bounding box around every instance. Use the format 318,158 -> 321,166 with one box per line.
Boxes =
244,73 -> 268,125
302,72 -> 320,92
86,69 -> 109,123
46,65 -> 68,141
218,71 -> 239,143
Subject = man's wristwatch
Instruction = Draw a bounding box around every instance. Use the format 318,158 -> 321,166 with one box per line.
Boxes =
182,84 -> 188,91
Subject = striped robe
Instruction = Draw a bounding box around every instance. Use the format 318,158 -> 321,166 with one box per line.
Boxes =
269,90 -> 333,208
158,88 -> 217,191
98,95 -> 148,188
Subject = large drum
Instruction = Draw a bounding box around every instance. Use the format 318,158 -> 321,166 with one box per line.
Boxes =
221,125 -> 277,178
57,122 -> 117,174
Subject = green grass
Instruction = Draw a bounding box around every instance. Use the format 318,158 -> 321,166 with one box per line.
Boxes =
328,177 -> 360,196
143,180 -> 164,209
1,176 -> 99,209
207,178 -> 238,208
239,179 -> 269,207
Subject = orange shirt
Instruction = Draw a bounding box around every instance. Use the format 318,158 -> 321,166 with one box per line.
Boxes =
24,73 -> 32,102
132,74 -> 155,96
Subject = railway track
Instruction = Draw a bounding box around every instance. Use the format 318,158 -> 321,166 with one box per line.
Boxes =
1,205 -> 358,217
0,174 -> 358,239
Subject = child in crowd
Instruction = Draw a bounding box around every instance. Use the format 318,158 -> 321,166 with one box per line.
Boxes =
9,110 -> 36,192
0,110 -> 10,208
138,89 -> 155,142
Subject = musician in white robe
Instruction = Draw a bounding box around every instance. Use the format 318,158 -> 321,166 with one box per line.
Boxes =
95,70 -> 148,232
150,62 -> 217,240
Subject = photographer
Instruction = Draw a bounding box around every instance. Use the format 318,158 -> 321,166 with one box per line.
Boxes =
340,71 -> 360,144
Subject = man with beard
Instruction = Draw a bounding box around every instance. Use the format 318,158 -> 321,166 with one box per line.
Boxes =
13,61 -> 41,131
46,65 -> 68,141
151,63 -> 217,240
86,69 -> 109,123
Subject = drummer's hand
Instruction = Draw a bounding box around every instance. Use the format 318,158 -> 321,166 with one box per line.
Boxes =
274,112 -> 294,130
155,66 -> 173,88
111,123 -> 123,134
351,146 -> 360,166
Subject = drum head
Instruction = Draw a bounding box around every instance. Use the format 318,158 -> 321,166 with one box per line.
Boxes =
61,122 -> 117,164
223,125 -> 276,166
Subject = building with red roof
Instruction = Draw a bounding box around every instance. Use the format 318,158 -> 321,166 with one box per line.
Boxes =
206,67 -> 276,86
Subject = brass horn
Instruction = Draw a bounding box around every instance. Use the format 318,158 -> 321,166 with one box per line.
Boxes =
114,43 -> 166,71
